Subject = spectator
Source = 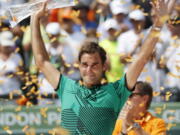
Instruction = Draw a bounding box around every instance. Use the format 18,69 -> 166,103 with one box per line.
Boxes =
113,81 -> 166,135
0,31 -> 23,104
99,19 -> 124,82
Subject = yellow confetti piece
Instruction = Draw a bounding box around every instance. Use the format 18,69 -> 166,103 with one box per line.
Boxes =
9,92 -> 13,100
160,86 -> 165,91
40,108 -> 48,118
15,47 -> 20,53
15,115 -> 22,121
145,115 -> 151,122
163,104 -> 167,110
2,27 -> 9,31
16,71 -> 24,75
125,57 -> 134,62
25,128 -> 36,135
22,125 -> 29,132
67,70 -> 74,75
73,63 -> 79,68
50,37 -> 57,43
26,81 -> 33,86
49,127 -> 70,135
65,63 -> 71,67
101,78 -> 107,84
7,74 -> 13,78
22,86 -> 27,90
139,112 -> 144,117
139,103 -> 145,107
15,106 -> 22,112
145,76 -> 152,83
72,10 -> 80,18
159,15 -> 169,23
26,101 -> 33,108
79,80 -> 83,86
151,30 -> 160,37
3,126 -> 12,134
96,32 -> 102,38
167,72 -> 180,79
6,129 -> 12,134
155,107 -> 162,114
57,108 -> 61,112
96,9 -> 102,14
20,26 -> 26,32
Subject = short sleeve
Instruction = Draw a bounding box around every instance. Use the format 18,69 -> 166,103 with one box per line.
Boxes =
112,119 -> 122,135
55,75 -> 75,100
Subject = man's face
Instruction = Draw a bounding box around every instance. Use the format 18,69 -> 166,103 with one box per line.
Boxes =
128,87 -> 148,120
79,52 -> 105,88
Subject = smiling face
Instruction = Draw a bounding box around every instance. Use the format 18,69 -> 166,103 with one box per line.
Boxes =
79,52 -> 106,88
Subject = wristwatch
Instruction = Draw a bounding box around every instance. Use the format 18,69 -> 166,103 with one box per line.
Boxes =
132,122 -> 141,130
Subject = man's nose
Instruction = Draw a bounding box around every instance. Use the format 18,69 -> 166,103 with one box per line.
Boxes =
86,66 -> 92,72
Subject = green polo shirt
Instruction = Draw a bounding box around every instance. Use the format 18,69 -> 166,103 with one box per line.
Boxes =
56,75 -> 131,135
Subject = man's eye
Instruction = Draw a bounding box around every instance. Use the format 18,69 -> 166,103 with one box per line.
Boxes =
82,63 -> 87,67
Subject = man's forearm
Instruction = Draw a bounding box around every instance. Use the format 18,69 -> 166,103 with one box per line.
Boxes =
30,15 -> 49,66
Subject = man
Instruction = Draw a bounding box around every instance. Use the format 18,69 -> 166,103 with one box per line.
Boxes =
31,0 -> 175,134
113,81 -> 166,135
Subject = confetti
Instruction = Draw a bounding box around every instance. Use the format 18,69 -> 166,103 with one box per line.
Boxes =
40,107 -> 48,118
22,125 -> 29,132
15,106 -> 22,112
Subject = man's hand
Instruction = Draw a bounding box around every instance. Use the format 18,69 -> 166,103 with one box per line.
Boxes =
33,1 -> 49,20
151,0 -> 176,26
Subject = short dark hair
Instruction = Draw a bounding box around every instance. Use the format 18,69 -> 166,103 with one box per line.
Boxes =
135,81 -> 153,109
78,41 -> 107,64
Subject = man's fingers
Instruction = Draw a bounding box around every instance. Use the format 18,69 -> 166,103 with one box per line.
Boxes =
42,1 -> 48,11
167,0 -> 177,14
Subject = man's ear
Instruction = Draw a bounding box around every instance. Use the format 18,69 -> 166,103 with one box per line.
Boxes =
143,95 -> 149,105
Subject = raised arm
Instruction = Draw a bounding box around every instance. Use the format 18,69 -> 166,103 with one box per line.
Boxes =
31,2 -> 60,89
126,0 -> 176,90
